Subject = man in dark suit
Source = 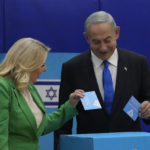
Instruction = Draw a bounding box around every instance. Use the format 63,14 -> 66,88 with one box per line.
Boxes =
54,11 -> 150,150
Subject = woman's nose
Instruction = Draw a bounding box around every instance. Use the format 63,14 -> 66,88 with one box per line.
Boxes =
43,66 -> 47,72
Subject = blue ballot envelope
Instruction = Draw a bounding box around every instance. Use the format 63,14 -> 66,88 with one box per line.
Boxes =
123,96 -> 141,121
80,91 -> 101,110
59,132 -> 150,150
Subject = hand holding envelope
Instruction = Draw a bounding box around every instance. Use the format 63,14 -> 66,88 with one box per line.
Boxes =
123,96 -> 150,121
123,96 -> 141,121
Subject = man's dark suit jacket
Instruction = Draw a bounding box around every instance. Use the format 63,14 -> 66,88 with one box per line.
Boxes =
54,48 -> 150,150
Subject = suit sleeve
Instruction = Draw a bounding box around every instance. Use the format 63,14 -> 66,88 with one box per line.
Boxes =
54,63 -> 74,150
0,78 -> 11,150
140,56 -> 150,100
140,56 -> 150,124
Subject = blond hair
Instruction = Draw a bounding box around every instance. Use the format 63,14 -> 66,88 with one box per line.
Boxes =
0,38 -> 50,91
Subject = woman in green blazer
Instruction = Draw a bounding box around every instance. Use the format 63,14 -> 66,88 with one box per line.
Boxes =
0,38 -> 84,150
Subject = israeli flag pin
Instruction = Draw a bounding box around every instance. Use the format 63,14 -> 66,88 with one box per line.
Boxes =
124,67 -> 127,71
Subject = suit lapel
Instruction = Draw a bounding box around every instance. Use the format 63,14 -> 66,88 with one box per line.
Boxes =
111,48 -> 130,115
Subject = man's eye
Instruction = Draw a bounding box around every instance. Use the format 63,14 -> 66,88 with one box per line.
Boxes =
104,38 -> 112,43
105,40 -> 111,43
93,41 -> 100,44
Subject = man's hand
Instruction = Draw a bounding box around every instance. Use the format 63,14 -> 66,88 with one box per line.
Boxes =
139,101 -> 150,119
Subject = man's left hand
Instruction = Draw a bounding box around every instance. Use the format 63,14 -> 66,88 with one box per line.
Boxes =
139,100 -> 150,119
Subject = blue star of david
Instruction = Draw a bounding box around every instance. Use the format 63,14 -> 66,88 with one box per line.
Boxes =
46,86 -> 57,100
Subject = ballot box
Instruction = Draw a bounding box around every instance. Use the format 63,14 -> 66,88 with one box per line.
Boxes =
59,132 -> 150,150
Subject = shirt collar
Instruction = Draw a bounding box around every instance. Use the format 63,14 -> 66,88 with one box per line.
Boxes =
91,48 -> 118,68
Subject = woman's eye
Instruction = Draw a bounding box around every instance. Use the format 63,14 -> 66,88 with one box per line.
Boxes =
41,64 -> 46,68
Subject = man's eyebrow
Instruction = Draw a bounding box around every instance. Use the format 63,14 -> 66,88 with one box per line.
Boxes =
104,36 -> 111,40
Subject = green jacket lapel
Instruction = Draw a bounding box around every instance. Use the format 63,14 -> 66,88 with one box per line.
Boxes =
28,83 -> 46,113
9,80 -> 46,137
28,83 -> 47,136
13,87 -> 38,134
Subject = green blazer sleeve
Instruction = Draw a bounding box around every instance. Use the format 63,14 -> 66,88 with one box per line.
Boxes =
30,85 -> 78,136
42,101 -> 78,135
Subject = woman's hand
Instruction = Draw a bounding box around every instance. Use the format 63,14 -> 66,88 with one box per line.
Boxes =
69,89 -> 84,108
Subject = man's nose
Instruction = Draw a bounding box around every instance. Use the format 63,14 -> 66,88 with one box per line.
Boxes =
100,42 -> 107,50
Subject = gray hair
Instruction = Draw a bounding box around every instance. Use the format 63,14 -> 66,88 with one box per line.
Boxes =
84,11 -> 117,33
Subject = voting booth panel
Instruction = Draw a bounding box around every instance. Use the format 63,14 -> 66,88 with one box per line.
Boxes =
59,132 -> 150,150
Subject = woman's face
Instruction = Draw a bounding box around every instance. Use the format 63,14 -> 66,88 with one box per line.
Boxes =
29,63 -> 47,82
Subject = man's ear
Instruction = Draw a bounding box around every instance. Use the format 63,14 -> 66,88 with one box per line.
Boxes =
83,32 -> 90,44
115,26 -> 120,40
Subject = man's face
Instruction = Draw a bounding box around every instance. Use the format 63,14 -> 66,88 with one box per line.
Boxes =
84,23 -> 120,60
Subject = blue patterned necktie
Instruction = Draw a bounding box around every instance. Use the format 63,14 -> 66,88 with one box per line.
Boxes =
103,61 -> 114,114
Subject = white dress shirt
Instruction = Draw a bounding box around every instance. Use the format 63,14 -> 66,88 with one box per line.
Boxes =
91,48 -> 118,100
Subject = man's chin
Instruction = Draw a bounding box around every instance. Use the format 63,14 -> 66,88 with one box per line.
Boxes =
99,53 -> 110,60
